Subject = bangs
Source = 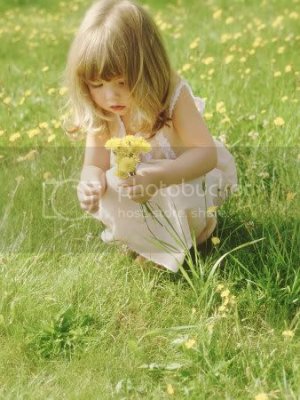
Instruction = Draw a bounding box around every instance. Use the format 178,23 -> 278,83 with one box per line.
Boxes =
76,28 -> 128,83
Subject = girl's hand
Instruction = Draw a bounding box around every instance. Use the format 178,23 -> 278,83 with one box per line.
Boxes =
77,166 -> 107,213
118,161 -> 167,204
77,181 -> 106,213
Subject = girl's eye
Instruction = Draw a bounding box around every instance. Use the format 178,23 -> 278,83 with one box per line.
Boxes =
118,81 -> 125,86
89,81 -> 103,88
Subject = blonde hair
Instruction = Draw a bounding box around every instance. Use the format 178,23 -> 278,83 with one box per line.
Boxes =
63,0 -> 177,140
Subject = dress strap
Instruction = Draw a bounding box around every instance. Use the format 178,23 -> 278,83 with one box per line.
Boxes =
169,80 -> 187,118
169,79 -> 206,117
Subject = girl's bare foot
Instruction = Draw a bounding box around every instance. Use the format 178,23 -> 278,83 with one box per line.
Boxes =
134,254 -> 165,271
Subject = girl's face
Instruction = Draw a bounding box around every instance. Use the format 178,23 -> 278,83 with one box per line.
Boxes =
87,76 -> 132,116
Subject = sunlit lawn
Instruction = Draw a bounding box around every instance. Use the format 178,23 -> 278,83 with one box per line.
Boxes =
0,0 -> 299,399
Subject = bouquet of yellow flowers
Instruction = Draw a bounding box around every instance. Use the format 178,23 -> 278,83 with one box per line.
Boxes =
104,136 -> 151,179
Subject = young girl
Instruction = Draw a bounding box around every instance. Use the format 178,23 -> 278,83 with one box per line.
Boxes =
64,0 -> 237,273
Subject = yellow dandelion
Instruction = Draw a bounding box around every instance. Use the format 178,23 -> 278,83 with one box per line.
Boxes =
281,96 -> 288,102
204,112 -> 213,120
9,132 -> 21,142
223,296 -> 229,306
17,150 -> 38,162
166,383 -> 175,395
240,56 -> 247,63
172,32 -> 181,39
213,9 -> 222,20
245,68 -> 251,74
124,136 -> 151,154
52,120 -> 61,129
189,37 -> 200,49
216,284 -> 224,292
211,236 -> 220,245
277,46 -> 285,54
286,192 -> 296,202
248,131 -> 259,140
47,134 -> 56,143
207,205 -> 218,213
225,16 -> 234,25
220,33 -> 232,43
24,90 -> 32,97
289,12 -> 299,19
191,307 -> 197,315
273,117 -> 285,127
184,338 -> 196,349
27,128 -> 40,138
285,65 -> 292,73
202,56 -> 214,65
39,122 -> 49,129
224,55 -> 234,64
48,88 -> 56,95
221,289 -> 230,298
182,63 -> 191,72
234,32 -> 242,39
253,37 -> 263,48
282,330 -> 294,338
272,15 -> 284,28
3,97 -> 11,105
216,101 -> 226,114
118,156 -> 137,176
105,137 -> 123,152
255,393 -> 269,400
273,71 -> 281,77
0,130 -> 4,136
42,66 -> 49,72
43,171 -> 52,180
59,87 -> 68,96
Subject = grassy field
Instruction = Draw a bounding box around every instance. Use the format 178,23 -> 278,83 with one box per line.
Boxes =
0,0 -> 299,398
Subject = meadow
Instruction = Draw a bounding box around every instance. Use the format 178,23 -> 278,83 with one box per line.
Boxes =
0,0 -> 299,398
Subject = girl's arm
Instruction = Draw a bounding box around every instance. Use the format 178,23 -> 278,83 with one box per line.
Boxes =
80,131 -> 110,182
77,131 -> 110,213
158,86 -> 217,187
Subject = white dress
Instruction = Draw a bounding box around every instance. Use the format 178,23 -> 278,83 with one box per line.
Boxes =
91,79 -> 237,273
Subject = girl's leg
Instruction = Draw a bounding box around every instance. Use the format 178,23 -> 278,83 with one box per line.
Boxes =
196,216 -> 217,245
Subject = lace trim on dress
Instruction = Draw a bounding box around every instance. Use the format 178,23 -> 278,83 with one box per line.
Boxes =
169,79 -> 206,117
154,131 -> 177,159
169,80 -> 187,118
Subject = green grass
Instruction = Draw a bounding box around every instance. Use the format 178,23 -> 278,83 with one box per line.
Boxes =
0,0 -> 299,398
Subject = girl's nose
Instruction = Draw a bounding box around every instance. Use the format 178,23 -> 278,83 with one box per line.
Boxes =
105,87 -> 120,101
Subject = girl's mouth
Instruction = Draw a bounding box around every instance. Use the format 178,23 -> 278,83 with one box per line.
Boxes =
110,105 -> 126,111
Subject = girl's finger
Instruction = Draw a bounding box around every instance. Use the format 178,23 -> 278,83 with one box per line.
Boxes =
78,182 -> 101,196
82,194 -> 99,204
120,176 -> 135,187
127,186 -> 142,197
